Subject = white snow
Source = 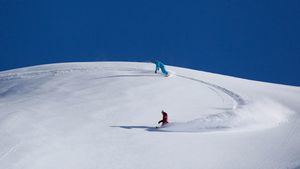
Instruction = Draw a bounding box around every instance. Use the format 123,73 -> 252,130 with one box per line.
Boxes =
0,62 -> 299,169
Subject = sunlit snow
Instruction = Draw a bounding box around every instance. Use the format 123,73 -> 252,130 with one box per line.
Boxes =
0,62 -> 299,169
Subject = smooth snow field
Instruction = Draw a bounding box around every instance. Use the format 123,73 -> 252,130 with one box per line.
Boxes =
0,62 -> 300,169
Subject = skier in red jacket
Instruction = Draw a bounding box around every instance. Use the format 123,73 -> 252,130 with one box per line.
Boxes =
158,110 -> 168,126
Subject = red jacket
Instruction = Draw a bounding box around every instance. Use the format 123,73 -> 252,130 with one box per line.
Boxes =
158,112 -> 168,125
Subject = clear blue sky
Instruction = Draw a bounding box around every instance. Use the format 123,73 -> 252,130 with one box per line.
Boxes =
0,0 -> 299,86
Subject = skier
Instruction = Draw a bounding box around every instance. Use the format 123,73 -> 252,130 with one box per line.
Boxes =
152,60 -> 169,77
158,110 -> 168,126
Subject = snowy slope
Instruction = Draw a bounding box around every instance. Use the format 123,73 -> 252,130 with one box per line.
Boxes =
0,62 -> 299,169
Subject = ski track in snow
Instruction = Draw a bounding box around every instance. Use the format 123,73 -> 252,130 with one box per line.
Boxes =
0,144 -> 17,162
156,74 -> 247,132
176,74 -> 246,108
158,74 -> 293,132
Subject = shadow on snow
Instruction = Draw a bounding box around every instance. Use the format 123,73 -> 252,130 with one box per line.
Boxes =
111,125 -> 167,132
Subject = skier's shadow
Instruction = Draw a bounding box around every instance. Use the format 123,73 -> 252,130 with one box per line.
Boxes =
111,125 -> 160,132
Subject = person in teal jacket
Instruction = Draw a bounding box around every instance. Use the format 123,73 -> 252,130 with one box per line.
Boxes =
153,60 -> 169,76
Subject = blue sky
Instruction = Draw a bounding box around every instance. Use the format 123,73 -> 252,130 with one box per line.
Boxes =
0,0 -> 299,86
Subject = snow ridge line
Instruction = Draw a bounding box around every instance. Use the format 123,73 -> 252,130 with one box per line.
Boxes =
0,67 -> 150,81
0,68 -> 93,81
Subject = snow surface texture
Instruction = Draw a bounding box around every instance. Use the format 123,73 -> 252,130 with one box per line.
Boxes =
0,62 -> 299,169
